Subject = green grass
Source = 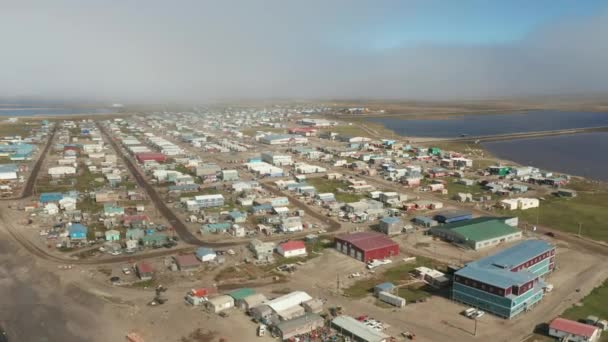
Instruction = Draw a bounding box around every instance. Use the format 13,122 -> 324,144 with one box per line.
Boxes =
496,192 -> 608,242
335,193 -> 365,203
343,256 -> 444,298
0,122 -> 37,137
397,284 -> 432,302
562,279 -> 608,331
443,177 -> 485,196
77,197 -> 103,214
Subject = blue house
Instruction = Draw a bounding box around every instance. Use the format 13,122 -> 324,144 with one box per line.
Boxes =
69,223 -> 88,240
39,192 -> 64,204
434,210 -> 473,224
200,223 -> 231,234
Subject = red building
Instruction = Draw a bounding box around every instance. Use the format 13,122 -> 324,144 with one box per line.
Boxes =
135,152 -> 167,163
335,232 -> 399,262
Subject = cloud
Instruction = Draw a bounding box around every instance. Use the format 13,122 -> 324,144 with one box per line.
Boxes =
0,1 -> 607,103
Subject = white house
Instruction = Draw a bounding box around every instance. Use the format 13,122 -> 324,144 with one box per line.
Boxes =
500,197 -> 540,211
280,217 -> 303,233
549,318 -> 601,342
48,166 -> 76,179
277,241 -> 307,258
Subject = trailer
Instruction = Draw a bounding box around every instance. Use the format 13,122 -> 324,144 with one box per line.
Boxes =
378,291 -> 406,308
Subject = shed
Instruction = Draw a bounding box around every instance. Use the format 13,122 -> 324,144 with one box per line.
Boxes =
549,318 -> 601,342
205,295 -> 234,313
302,298 -> 324,314
331,315 -> 389,342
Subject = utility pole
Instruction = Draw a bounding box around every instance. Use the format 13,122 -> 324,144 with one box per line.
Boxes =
474,318 -> 478,336
578,222 -> 583,237
336,274 -> 341,294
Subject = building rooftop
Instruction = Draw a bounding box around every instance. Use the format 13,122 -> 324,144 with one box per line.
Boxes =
336,232 -> 398,252
455,240 -> 553,289
331,316 -> 389,342
436,217 -> 519,242
550,318 -> 598,338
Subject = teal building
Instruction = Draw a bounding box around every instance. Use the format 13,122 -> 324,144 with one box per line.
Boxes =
452,240 -> 555,319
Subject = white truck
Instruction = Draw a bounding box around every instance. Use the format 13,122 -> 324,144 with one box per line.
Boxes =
257,324 -> 266,337
366,259 -> 393,269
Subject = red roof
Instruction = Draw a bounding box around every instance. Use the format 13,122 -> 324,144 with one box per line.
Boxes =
124,214 -> 150,225
135,152 -> 167,162
550,318 -> 598,337
336,232 -> 398,252
191,287 -> 217,297
136,261 -> 154,273
280,240 -> 306,252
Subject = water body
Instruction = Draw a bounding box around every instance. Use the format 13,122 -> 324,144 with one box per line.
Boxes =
482,132 -> 608,181
0,107 -> 114,116
368,110 -> 608,138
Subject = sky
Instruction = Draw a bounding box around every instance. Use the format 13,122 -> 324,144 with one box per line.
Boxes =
1,0 -> 608,103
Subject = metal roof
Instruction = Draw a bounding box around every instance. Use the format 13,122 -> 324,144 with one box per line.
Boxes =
277,313 -> 324,333
550,318 -> 598,337
434,217 -> 519,242
455,240 -> 553,288
331,315 -> 389,342
380,217 -> 401,224
266,291 -> 312,313
335,232 -> 398,252
228,288 -> 255,300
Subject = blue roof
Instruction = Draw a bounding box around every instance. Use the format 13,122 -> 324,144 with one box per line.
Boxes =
40,192 -> 63,203
375,282 -> 395,290
455,240 -> 553,289
0,164 -> 18,172
229,211 -> 246,218
381,217 -> 401,224
69,223 -> 87,234
251,204 -> 273,211
196,247 -> 215,256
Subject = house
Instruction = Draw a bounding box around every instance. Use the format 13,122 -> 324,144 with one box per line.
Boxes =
105,229 -> 120,241
141,233 -> 168,247
378,217 -> 402,235
549,318 -> 601,342
135,152 -> 167,163
228,288 -> 256,309
48,166 -> 76,179
557,189 -> 578,198
68,223 -> 88,240
103,203 -> 125,217
228,210 -> 247,223
240,293 -> 268,311
281,216 -> 303,233
39,192 -> 64,204
195,247 -> 217,262
249,239 -> 275,261
0,164 -> 18,180
221,169 -> 239,181
135,262 -> 154,281
500,198 -> 539,211
277,241 -> 307,258
174,254 -> 200,271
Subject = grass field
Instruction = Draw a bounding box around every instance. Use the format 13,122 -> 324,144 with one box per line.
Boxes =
443,177 -> 486,197
562,278 -> 608,325
496,192 -> 608,242
343,256 -> 445,299
0,122 -> 38,137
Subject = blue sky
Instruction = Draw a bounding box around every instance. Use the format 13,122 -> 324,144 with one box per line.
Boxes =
1,1 -> 608,101
335,0 -> 607,49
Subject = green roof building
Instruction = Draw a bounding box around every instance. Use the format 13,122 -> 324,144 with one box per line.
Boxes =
430,217 -> 522,250
228,288 -> 255,301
